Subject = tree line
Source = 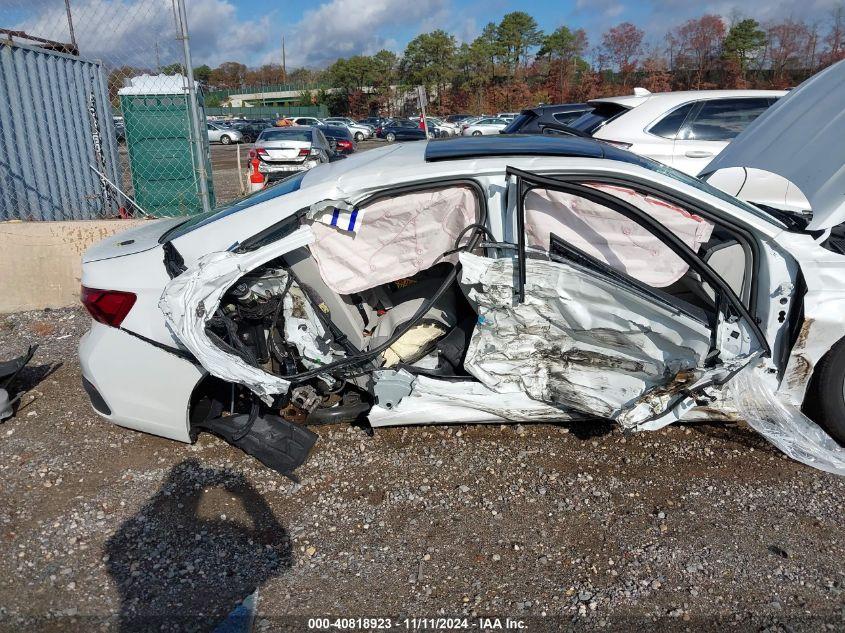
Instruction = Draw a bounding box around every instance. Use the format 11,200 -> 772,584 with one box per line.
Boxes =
109,7 -> 845,115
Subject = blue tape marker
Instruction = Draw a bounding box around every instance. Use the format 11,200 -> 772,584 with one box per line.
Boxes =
330,207 -> 340,227
347,208 -> 358,232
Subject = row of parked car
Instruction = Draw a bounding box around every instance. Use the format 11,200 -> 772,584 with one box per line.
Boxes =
209,89 -> 795,197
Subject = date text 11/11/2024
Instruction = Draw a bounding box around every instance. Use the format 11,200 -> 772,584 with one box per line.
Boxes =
307,617 -> 528,630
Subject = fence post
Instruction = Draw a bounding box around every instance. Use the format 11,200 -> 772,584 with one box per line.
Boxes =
174,0 -> 212,215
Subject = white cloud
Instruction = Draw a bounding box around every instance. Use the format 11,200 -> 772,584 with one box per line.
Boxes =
13,0 -> 272,68
269,0 -> 448,68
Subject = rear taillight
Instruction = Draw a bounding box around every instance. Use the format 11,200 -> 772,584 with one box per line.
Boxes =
81,286 -> 136,328
298,148 -> 311,156
337,140 -> 352,150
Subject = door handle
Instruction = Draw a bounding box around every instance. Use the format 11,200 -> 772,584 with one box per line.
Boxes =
685,150 -> 714,158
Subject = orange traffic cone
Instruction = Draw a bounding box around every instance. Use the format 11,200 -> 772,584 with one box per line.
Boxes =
249,157 -> 265,193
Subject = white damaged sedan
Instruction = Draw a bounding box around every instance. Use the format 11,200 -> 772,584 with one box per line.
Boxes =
79,64 -> 845,478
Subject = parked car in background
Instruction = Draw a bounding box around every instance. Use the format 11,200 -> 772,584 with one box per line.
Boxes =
114,119 -> 125,143
206,122 -> 243,145
317,124 -> 357,154
461,117 -> 510,136
325,117 -> 373,141
566,89 -> 785,175
358,117 -> 386,128
238,121 -> 275,143
291,117 -> 324,127
501,104 -> 593,135
252,126 -> 333,179
426,117 -> 458,137
496,112 -> 520,120
445,114 -> 473,124
377,119 -> 428,142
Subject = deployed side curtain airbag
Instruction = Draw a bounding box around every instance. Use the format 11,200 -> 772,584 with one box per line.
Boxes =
308,186 -> 478,295
524,183 -> 714,288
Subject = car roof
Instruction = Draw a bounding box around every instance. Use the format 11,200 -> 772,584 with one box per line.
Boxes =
424,135 -> 648,164
591,89 -> 787,109
525,103 -> 590,115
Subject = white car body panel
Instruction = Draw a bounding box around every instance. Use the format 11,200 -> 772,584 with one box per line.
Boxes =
701,59 -> 845,230
590,90 -> 786,175
79,322 -> 202,442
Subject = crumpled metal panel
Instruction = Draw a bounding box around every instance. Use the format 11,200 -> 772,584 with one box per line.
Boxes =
159,227 -> 314,403
459,252 -> 712,420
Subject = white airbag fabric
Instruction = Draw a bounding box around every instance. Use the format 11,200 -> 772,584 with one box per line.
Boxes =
459,252 -> 711,419
524,183 -> 713,287
308,186 -> 478,295
159,227 -> 314,403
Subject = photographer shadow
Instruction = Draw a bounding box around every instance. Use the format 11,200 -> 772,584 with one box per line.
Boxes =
105,459 -> 292,632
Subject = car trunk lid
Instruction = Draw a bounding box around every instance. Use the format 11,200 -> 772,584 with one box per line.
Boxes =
258,140 -> 311,163
82,217 -> 184,263
699,59 -> 845,231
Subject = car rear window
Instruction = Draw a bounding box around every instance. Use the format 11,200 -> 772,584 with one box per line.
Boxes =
160,172 -> 307,242
552,110 -> 588,126
502,112 -> 535,133
259,130 -> 312,142
569,103 -> 630,135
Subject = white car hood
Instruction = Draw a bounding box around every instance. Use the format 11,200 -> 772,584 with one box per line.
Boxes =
699,59 -> 845,230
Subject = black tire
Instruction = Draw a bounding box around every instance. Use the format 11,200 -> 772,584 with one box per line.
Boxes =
386,132 -> 396,142
242,134 -> 253,143
471,130 -> 482,136
354,131 -> 364,142
803,336 -> 845,445
220,135 -> 231,145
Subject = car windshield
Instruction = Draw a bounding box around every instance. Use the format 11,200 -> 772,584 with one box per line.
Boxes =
259,130 -> 312,142
569,103 -> 630,135
160,172 -> 307,243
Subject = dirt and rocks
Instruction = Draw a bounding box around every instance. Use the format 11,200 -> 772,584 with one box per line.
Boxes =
0,308 -> 843,632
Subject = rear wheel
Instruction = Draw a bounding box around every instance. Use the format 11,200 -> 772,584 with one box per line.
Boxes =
804,337 -> 845,445
471,130 -> 482,136
220,135 -> 232,145
354,131 -> 364,142
386,132 -> 396,142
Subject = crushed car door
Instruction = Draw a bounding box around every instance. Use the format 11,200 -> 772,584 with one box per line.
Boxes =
459,167 -> 769,429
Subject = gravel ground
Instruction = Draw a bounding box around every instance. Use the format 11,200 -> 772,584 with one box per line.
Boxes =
0,308 -> 844,632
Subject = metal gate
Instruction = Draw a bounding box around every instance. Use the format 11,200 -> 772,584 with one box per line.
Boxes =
0,41 -> 121,221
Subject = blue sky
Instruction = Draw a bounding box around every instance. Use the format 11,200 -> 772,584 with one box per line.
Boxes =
7,0 -> 842,70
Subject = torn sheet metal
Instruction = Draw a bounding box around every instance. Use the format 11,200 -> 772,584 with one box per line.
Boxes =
728,366 -> 845,476
282,284 -> 335,369
368,374 -> 583,427
459,252 -> 713,423
159,226 -> 314,403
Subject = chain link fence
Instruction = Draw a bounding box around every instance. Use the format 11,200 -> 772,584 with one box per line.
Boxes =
0,0 -> 272,221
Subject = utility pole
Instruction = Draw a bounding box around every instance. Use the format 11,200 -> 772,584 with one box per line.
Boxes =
64,0 -> 77,52
281,36 -> 287,82
174,0 -> 212,214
